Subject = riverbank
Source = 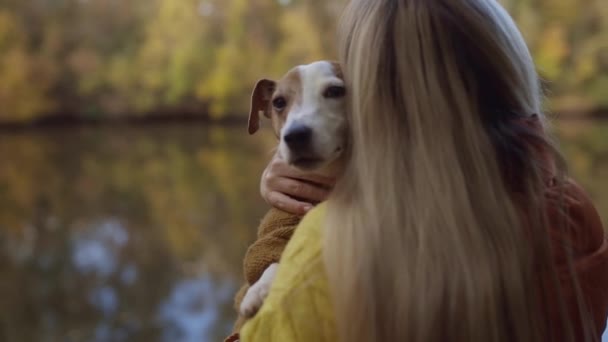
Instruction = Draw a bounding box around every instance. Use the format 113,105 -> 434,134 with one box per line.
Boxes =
0,113 -> 245,132
0,108 -> 607,132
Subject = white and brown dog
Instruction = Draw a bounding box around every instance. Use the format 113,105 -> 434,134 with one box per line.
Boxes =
248,60 -> 347,172
235,61 -> 348,327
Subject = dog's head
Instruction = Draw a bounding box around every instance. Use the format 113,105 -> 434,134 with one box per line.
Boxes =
248,61 -> 347,172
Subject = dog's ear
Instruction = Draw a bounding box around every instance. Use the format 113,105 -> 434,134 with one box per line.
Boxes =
249,79 -> 276,135
329,61 -> 343,79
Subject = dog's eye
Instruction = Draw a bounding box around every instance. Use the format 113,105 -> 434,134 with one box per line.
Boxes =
272,97 -> 287,110
323,86 -> 346,99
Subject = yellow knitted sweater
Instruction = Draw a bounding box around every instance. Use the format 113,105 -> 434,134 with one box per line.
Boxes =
240,204 -> 338,341
231,208 -> 302,333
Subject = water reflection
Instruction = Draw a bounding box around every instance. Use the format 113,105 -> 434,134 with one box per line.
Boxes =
72,219 -> 129,279
158,275 -> 235,342
0,124 -> 275,341
0,121 -> 605,341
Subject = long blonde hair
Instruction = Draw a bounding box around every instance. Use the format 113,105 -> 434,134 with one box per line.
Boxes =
324,0 -> 586,341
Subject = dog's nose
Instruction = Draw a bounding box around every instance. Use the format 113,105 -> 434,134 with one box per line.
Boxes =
284,124 -> 312,151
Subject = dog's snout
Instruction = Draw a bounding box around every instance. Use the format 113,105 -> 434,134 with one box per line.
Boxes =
284,124 -> 312,150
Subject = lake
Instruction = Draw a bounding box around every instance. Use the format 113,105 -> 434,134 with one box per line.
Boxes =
0,121 -> 606,341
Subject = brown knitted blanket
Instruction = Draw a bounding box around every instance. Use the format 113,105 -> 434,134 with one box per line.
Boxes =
230,208 -> 302,334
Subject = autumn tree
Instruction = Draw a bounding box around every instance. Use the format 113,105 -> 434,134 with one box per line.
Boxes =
0,0 -> 606,123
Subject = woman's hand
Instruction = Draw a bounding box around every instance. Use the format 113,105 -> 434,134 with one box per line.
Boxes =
261,153 -> 336,215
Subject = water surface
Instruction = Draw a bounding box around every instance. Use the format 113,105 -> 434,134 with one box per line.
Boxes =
0,121 -> 606,341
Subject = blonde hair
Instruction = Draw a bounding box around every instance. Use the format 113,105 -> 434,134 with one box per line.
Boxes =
324,0 -> 588,341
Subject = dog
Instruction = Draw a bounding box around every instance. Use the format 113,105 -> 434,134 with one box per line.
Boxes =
248,60 -> 347,173
229,61 -> 348,338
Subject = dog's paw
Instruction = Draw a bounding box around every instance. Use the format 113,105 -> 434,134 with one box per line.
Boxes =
239,263 -> 279,318
239,283 -> 270,318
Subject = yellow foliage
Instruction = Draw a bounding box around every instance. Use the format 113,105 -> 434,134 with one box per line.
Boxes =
274,7 -> 326,68
0,50 -> 54,122
535,25 -> 569,80
539,0 -> 580,24
0,0 -> 607,121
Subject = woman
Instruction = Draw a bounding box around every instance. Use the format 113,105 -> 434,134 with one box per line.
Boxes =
242,0 -> 608,341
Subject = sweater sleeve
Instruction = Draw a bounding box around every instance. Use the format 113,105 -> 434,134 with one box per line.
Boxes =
543,179 -> 608,341
240,204 -> 338,342
243,208 -> 301,285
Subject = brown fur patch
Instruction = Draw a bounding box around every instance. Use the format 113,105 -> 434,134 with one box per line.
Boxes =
269,67 -> 303,139
330,61 -> 343,80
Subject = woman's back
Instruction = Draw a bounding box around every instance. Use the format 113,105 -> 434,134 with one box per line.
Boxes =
242,178 -> 608,341
245,0 -> 608,340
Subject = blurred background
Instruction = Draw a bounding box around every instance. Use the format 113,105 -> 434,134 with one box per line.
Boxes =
0,0 -> 606,341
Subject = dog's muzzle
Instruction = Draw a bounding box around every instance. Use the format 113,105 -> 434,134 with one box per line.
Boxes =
283,123 -> 323,169
284,123 -> 312,152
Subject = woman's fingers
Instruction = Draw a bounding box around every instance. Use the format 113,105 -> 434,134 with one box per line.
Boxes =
262,171 -> 322,214
267,157 -> 335,188
272,176 -> 331,203
260,152 -> 337,214
265,191 -> 313,216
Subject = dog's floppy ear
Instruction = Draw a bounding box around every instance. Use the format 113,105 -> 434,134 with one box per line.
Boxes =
329,61 -> 343,79
249,79 -> 276,135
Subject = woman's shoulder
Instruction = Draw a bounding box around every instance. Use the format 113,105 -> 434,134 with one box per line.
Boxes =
292,202 -> 327,245
543,178 -> 608,339
544,178 -> 605,260
240,203 -> 337,341
264,204 -> 327,285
